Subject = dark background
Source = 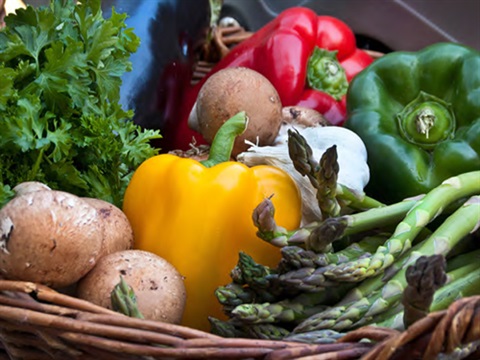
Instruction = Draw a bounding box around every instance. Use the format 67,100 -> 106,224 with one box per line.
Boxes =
24,0 -> 480,51
219,0 -> 480,52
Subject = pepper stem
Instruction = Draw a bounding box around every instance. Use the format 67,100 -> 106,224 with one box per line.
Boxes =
416,108 -> 435,139
306,47 -> 348,101
201,111 -> 248,167
397,91 -> 456,150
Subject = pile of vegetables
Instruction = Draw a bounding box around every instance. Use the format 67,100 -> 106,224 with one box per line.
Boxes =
0,0 -> 160,208
209,131 -> 480,340
126,7 -> 478,337
0,0 -> 186,327
166,6 -> 374,151
123,112 -> 302,331
0,181 -> 187,324
1,0 -> 479,354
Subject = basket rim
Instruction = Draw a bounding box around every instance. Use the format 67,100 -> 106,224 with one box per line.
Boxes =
1,279 -> 480,360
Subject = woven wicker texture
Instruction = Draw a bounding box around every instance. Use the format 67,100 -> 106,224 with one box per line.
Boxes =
0,280 -> 479,360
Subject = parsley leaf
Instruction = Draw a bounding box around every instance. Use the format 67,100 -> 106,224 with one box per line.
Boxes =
0,0 -> 161,208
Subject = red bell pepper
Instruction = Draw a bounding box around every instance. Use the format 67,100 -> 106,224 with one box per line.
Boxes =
162,7 -> 373,151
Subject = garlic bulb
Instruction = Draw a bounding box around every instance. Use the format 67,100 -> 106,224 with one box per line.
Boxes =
237,124 -> 370,224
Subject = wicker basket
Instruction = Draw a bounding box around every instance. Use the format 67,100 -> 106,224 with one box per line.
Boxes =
0,279 -> 479,359
1,21 -> 479,360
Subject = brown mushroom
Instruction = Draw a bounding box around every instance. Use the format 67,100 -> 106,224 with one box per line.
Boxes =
188,67 -> 283,157
0,190 -> 103,288
82,198 -> 134,258
77,250 -> 187,324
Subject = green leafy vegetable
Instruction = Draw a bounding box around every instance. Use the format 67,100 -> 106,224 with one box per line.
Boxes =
0,0 -> 161,208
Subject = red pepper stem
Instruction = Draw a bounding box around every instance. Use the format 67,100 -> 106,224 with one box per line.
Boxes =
307,48 -> 349,101
200,111 -> 248,167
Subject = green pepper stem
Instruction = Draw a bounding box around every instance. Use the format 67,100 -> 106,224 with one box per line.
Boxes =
307,48 -> 348,101
201,111 -> 248,167
416,108 -> 435,139
397,91 -> 455,149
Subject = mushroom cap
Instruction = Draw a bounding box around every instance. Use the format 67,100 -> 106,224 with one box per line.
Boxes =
82,198 -> 134,258
194,67 -> 283,157
77,250 -> 187,324
0,190 -> 103,288
13,181 -> 52,196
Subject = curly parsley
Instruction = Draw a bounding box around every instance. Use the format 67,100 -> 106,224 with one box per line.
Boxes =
0,0 -> 161,207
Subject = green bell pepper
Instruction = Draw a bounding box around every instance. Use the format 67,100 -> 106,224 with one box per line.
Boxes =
345,42 -> 480,204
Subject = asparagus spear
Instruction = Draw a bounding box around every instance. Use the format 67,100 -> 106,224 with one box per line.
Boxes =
209,317 -> 246,338
402,254 -> 447,328
287,128 -> 383,211
446,248 -> 480,272
316,144 -> 341,219
110,276 -> 144,319
372,259 -> 480,330
231,293 -> 329,324
284,329 -> 345,344
215,283 -> 258,310
229,252 -> 293,302
243,323 -> 291,340
209,317 -> 291,340
277,257 -> 366,292
229,282 -> 354,325
230,252 -> 275,288
430,264 -> 480,311
278,234 -> 387,271
292,195 -> 480,333
253,196 -> 417,250
324,172 -> 480,282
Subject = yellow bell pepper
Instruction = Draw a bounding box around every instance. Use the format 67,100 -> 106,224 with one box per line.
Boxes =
123,112 -> 302,331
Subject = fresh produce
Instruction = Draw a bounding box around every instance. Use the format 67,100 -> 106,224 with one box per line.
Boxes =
0,1 -> 476,352
215,183 -> 479,339
199,7 -> 374,125
293,194 -> 480,334
345,42 -> 480,204
82,197 -> 134,258
254,169 -> 479,282
0,183 -> 103,288
238,123 -> 371,223
123,112 -> 302,331
0,0 -> 161,209
210,128 -> 480,342
0,181 -> 134,288
281,106 -> 331,128
77,249 -> 187,324
12,181 -> 51,195
188,67 -> 283,157
401,254 -> 447,328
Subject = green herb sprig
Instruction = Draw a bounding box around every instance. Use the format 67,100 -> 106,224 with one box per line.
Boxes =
0,0 -> 161,207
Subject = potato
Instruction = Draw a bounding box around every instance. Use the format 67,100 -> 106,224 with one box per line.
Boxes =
82,198 -> 134,258
188,67 -> 283,157
0,189 -> 104,288
76,250 -> 187,324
